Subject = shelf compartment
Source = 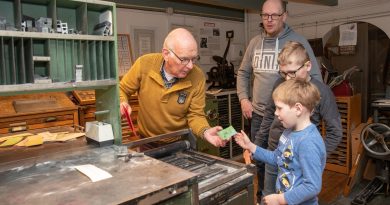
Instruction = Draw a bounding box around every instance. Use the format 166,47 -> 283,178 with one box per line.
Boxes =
24,38 -> 33,83
21,0 -> 50,24
32,39 -> 50,82
87,3 -> 113,35
0,0 -> 16,30
0,37 -> 6,85
96,40 -> 103,79
108,40 -> 115,78
56,1 -> 86,34
3,37 -> 17,84
88,40 -> 97,80
14,37 -> 27,84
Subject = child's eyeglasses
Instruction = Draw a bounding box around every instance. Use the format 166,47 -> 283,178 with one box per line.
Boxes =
278,61 -> 309,78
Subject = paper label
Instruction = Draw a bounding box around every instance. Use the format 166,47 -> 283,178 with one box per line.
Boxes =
74,164 -> 112,182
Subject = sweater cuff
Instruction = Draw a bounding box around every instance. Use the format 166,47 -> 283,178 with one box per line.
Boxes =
199,127 -> 210,139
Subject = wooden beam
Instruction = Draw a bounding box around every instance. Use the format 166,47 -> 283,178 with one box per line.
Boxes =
291,0 -> 338,6
183,0 -> 338,10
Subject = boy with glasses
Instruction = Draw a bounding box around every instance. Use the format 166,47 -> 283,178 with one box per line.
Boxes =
257,41 -> 342,198
119,28 -> 226,147
236,0 -> 323,202
234,79 -> 326,205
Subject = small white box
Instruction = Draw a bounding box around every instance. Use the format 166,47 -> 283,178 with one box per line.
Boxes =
86,121 -> 114,146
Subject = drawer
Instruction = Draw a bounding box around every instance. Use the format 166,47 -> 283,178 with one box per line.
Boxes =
0,110 -> 78,134
0,92 -> 79,135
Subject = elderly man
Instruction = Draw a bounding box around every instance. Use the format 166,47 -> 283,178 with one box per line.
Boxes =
236,0 -> 323,202
119,28 -> 225,147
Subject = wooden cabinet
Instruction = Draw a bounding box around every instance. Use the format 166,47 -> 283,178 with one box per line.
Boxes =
0,0 -> 121,143
0,92 -> 78,134
71,90 -> 139,143
325,94 -> 361,174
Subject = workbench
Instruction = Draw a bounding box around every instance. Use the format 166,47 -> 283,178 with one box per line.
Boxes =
0,146 -> 198,205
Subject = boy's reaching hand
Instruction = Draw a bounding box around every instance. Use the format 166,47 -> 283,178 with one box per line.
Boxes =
263,193 -> 287,205
234,130 -> 257,153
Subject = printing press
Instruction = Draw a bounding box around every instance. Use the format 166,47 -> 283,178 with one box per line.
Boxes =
126,129 -> 255,205
0,129 -> 254,205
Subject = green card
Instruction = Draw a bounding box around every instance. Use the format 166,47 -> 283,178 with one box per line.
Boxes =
217,125 -> 237,140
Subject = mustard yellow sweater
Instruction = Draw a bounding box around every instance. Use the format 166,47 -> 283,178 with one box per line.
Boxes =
119,53 -> 210,138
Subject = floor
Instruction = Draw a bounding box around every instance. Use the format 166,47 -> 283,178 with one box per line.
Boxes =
251,169 -> 390,205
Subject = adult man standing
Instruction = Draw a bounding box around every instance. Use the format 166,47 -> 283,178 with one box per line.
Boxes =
119,28 -> 226,147
236,0 -> 322,202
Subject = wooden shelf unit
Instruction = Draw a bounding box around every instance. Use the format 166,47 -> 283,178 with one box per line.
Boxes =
0,0 -> 122,145
325,94 -> 361,174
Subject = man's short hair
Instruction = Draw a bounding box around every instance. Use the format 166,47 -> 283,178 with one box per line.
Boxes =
278,41 -> 309,66
272,79 -> 320,112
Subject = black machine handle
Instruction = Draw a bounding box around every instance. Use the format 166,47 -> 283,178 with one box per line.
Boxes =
122,129 -> 197,150
144,140 -> 190,159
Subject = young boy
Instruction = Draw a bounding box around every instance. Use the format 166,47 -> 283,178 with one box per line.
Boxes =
255,41 -> 341,198
234,79 -> 326,205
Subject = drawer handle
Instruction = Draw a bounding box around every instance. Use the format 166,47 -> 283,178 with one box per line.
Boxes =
9,126 -> 28,133
45,117 -> 58,122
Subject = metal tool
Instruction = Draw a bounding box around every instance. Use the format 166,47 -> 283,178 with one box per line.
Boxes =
117,152 -> 144,162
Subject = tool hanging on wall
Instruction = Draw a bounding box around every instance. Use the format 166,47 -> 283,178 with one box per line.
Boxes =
329,65 -> 361,96
206,30 -> 236,89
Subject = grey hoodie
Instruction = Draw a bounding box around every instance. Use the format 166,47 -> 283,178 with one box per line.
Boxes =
237,24 -> 322,116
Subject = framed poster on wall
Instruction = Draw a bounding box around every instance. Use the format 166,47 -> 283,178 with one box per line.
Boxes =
134,29 -> 155,59
117,34 -> 133,76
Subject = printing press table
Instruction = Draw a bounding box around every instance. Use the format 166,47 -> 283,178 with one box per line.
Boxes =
0,146 -> 198,205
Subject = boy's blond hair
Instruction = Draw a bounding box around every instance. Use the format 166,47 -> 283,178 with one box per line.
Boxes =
272,79 -> 320,112
278,41 -> 309,66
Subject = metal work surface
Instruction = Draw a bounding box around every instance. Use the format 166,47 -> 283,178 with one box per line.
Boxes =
124,129 -> 254,204
0,146 -> 197,205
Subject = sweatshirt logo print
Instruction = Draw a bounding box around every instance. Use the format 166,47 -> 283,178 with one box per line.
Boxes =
253,49 -> 279,73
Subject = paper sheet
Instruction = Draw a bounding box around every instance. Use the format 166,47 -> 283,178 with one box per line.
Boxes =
74,164 -> 112,182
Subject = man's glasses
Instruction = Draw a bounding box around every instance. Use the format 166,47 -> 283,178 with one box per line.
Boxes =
169,49 -> 200,65
278,61 -> 309,78
260,13 -> 284,20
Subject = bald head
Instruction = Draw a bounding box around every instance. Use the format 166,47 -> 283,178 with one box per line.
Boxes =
262,0 -> 286,14
163,28 -> 197,52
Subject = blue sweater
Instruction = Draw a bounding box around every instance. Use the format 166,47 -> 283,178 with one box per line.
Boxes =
253,123 -> 326,205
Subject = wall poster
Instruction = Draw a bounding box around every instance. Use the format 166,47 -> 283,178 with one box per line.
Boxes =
134,29 -> 155,59
117,34 -> 133,76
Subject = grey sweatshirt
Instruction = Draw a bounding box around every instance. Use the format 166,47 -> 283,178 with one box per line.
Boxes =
237,24 -> 322,116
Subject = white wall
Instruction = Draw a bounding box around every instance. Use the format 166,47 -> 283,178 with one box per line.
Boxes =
117,8 -> 245,74
246,0 -> 390,41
